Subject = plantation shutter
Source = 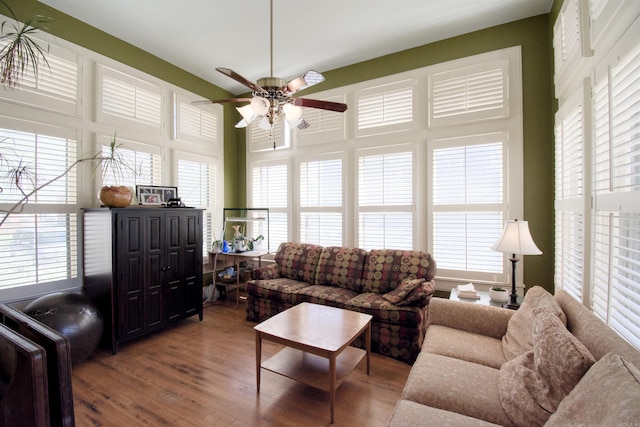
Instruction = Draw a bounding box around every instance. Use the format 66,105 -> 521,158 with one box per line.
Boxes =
357,148 -> 413,250
356,80 -> 415,136
98,65 -> 163,132
591,42 -> 640,349
429,59 -> 509,127
297,95 -> 346,145
299,156 -> 343,246
431,137 -> 506,278
177,157 -> 218,254
100,136 -> 162,188
175,95 -> 219,143
252,162 -> 289,250
249,120 -> 287,152
0,126 -> 78,288
0,39 -> 80,115
554,82 -> 589,301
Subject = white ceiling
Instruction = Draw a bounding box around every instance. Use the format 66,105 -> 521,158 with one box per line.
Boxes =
38,0 -> 553,95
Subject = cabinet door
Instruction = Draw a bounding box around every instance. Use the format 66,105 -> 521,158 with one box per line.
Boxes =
116,213 -> 145,340
182,211 -> 203,319
165,212 -> 182,322
144,212 -> 166,331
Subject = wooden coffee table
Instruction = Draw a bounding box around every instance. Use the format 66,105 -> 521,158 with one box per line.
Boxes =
254,302 -> 372,423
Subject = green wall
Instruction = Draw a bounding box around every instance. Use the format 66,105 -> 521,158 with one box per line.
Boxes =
6,1 -> 556,291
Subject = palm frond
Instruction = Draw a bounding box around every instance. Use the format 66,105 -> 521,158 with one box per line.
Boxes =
0,11 -> 51,88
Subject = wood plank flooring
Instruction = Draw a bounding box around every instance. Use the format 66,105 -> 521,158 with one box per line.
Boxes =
71,302 -> 411,426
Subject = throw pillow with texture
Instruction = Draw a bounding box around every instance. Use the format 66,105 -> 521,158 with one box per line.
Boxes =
394,280 -> 434,306
382,278 -> 425,304
498,308 -> 595,427
502,286 -> 567,360
545,353 -> 640,426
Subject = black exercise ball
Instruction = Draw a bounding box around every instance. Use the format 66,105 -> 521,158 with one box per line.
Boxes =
25,292 -> 103,366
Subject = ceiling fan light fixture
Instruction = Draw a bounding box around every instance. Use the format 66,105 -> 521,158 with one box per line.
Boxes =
282,103 -> 303,123
251,96 -> 270,115
236,104 -> 257,122
286,76 -> 307,93
258,116 -> 272,131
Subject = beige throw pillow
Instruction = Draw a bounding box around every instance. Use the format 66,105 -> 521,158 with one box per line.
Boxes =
545,353 -> 640,426
498,308 -> 595,427
502,286 -> 567,360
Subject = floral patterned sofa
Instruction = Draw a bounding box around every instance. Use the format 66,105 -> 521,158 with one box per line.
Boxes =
246,242 -> 437,363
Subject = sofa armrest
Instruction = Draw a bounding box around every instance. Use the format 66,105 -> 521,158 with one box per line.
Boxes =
428,298 -> 515,340
252,264 -> 280,280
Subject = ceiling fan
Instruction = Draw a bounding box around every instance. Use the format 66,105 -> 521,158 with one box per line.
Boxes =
194,0 -> 347,132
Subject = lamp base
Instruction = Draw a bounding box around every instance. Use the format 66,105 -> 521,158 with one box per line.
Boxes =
503,255 -> 521,310
502,298 -> 521,310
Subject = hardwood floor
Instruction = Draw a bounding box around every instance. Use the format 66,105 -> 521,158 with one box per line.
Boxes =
71,301 -> 411,426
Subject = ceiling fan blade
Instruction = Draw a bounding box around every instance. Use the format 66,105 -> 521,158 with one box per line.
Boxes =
283,70 -> 325,93
294,97 -> 348,112
297,119 -> 310,130
216,67 -> 265,93
191,98 -> 252,105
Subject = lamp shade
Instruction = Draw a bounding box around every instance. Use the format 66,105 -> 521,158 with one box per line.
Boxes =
490,220 -> 542,255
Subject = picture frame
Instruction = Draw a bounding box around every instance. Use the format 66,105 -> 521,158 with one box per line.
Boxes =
136,185 -> 178,206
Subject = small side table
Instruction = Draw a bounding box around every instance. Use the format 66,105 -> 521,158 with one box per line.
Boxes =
449,289 -> 522,308
207,249 -> 269,306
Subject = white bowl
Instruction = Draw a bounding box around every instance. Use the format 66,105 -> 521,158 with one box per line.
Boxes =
489,288 -> 510,303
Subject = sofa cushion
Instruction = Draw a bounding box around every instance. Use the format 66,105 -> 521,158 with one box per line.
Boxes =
545,353 -> 640,426
403,352 -> 514,426
345,293 -> 426,325
293,285 -> 359,308
498,308 -> 595,427
424,325 -> 506,369
274,242 -> 324,284
314,246 -> 367,292
362,250 -> 436,294
388,399 -> 503,427
501,286 -> 566,360
245,277 -> 312,304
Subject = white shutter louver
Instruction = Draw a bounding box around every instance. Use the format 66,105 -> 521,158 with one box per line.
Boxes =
554,83 -> 588,301
0,125 -> 79,289
252,163 -> 288,249
300,157 -> 343,246
298,95 -> 346,145
99,66 -> 163,131
178,157 -> 218,254
357,149 -> 413,250
356,80 -> 415,137
0,39 -> 79,115
431,140 -> 505,274
249,121 -> 287,152
429,60 -> 508,127
175,95 -> 219,143
101,139 -> 162,187
591,40 -> 640,348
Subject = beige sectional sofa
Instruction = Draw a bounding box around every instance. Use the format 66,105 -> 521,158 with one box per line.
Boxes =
388,287 -> 640,426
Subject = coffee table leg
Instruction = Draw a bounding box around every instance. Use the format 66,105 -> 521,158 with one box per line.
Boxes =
329,355 -> 336,423
366,322 -> 371,375
256,331 -> 261,393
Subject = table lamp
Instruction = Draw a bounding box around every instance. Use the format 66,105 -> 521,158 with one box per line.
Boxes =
490,219 -> 542,309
